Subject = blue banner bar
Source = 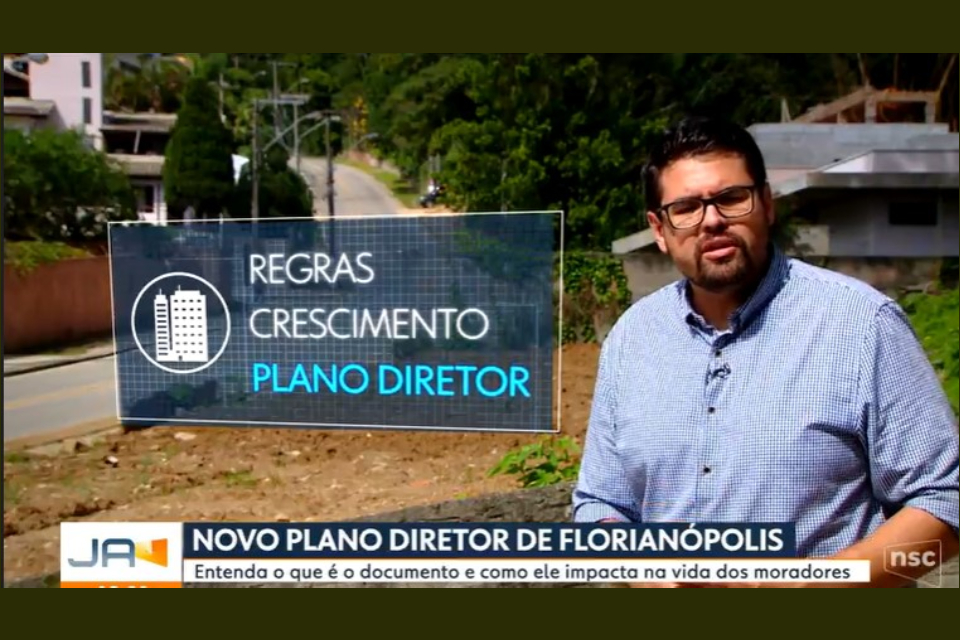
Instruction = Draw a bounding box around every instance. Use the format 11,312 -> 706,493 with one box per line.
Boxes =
182,522 -> 797,559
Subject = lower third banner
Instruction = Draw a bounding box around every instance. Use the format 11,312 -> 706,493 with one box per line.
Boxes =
60,521 -> 870,586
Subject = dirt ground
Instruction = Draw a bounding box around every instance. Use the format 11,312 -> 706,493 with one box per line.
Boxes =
3,343 -> 599,584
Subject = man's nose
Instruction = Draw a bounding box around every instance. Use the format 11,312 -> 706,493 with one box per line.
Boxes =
701,203 -> 726,229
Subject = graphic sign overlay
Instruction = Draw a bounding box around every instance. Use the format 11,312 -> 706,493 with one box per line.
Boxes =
109,211 -> 561,433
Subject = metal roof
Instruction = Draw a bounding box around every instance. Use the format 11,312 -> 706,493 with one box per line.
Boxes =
746,123 -> 953,170
773,168 -> 959,197
612,228 -> 657,255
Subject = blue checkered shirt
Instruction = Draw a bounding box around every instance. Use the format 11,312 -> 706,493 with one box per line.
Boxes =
572,246 -> 959,557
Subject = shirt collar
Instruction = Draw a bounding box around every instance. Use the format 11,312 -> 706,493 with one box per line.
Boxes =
675,243 -> 790,335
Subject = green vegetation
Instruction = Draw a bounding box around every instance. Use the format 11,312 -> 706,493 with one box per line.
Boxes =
941,258 -> 958,288
104,53 -> 191,114
901,288 -> 959,416
4,241 -> 92,275
560,252 -> 632,343
221,470 -> 258,488
164,53 -> 957,252
163,75 -> 236,219
487,437 -> 581,489
233,146 -> 313,220
3,128 -> 136,242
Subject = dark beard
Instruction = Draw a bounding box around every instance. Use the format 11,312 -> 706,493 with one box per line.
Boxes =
692,235 -> 754,292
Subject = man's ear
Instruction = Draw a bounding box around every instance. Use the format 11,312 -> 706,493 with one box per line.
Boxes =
647,211 -> 668,254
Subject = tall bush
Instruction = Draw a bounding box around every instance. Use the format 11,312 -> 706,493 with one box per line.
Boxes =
232,146 -> 313,220
3,128 -> 136,241
901,289 -> 959,416
163,76 -> 236,219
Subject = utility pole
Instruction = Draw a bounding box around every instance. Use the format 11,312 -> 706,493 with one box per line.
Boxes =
325,114 -> 334,219
250,94 -> 311,222
268,60 -> 296,150
251,100 -> 260,222
271,62 -> 280,141
327,114 -> 336,258
294,101 -> 301,175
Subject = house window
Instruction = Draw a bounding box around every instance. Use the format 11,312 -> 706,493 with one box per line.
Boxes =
81,60 -> 91,88
888,201 -> 938,227
83,97 -> 92,124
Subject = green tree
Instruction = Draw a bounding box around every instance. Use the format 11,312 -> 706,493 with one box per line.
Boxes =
103,53 -> 191,114
3,127 -> 136,241
149,53 -> 957,247
163,75 -> 236,220
232,146 -> 313,220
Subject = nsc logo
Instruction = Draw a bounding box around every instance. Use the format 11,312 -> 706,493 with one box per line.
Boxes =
60,522 -> 184,588
884,540 -> 944,588
130,272 -> 231,375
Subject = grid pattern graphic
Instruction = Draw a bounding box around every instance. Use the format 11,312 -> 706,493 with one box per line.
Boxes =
110,212 -> 558,433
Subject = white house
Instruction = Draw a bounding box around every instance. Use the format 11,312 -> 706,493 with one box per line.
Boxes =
3,53 -> 247,225
614,122 -> 959,259
3,53 -> 106,149
611,120 -> 959,299
3,53 -> 167,220
100,110 -> 176,223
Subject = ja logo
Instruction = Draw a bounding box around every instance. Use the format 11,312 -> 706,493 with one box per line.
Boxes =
130,272 -> 231,375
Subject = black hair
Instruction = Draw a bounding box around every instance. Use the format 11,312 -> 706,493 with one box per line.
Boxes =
642,115 -> 768,212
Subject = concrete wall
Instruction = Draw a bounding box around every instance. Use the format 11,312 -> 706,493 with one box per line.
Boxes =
816,190 -> 958,258
5,241 -> 241,354
619,251 -> 943,303
4,257 -> 113,353
817,257 -> 942,292
619,252 -> 683,301
28,53 -> 103,150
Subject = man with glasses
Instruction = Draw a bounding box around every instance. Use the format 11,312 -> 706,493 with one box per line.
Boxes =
572,116 -> 958,587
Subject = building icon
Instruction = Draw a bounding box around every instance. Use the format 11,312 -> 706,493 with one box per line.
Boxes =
154,287 -> 209,363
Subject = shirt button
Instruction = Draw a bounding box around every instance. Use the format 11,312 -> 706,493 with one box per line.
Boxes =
707,407 -> 716,414
715,350 -> 722,358
703,467 -> 712,474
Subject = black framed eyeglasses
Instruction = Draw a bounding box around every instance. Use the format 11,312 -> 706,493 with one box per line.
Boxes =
658,185 -> 759,230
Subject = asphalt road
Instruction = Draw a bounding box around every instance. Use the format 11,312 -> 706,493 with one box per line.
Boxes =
4,358 -> 118,443
3,157 -> 403,445
298,156 -> 404,218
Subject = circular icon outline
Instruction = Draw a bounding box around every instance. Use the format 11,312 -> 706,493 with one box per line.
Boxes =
130,271 -> 231,375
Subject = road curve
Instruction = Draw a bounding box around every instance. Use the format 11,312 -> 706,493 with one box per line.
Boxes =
298,156 -> 405,218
